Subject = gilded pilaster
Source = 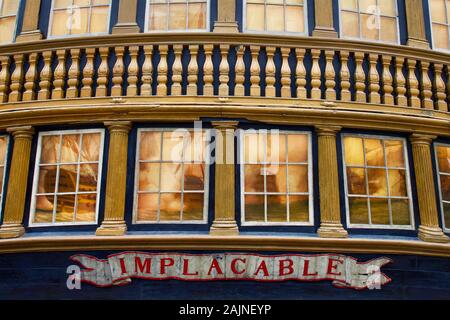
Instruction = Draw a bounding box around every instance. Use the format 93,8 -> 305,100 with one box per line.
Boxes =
214,0 -> 239,33
312,0 -> 338,38
112,0 -> 140,34
316,126 -> 348,238
16,0 -> 43,42
405,0 -> 430,49
210,121 -> 239,236
410,134 -> 449,243
0,127 -> 35,239
96,122 -> 132,236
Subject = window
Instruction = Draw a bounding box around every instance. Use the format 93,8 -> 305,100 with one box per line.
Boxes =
240,131 -> 313,225
134,129 -> 210,224
339,0 -> 399,43
435,144 -> 450,232
145,0 -> 208,32
0,136 -> 8,215
49,0 -> 111,38
29,129 -> 105,226
244,0 -> 307,34
342,135 -> 414,229
0,0 -> 20,44
429,0 -> 450,50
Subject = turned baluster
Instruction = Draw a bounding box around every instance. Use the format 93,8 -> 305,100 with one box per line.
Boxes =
368,54 -> 380,104
420,61 -> 433,109
295,48 -> 307,99
96,47 -> 109,97
382,55 -> 394,105
38,51 -> 53,100
157,45 -> 169,96
219,44 -> 230,96
340,51 -> 351,101
234,46 -> 245,96
66,49 -> 80,98
354,52 -> 366,102
310,49 -> 321,99
127,46 -> 139,97
203,44 -> 214,96
280,47 -> 291,98
9,54 -> 25,102
395,56 -> 408,106
111,47 -> 125,96
265,46 -> 276,97
80,48 -> 95,98
434,64 -> 447,111
324,50 -> 336,100
407,58 -> 421,107
187,45 -> 199,96
23,53 -> 38,101
141,45 -> 153,96
52,50 -> 67,99
172,45 -> 183,96
0,56 -> 11,103
250,45 -> 261,97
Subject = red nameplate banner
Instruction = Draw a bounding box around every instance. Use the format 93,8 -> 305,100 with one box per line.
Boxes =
70,252 -> 392,290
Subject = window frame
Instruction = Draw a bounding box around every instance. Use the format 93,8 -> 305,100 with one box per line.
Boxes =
239,129 -> 314,227
338,0 -> 401,45
0,135 -> 9,220
132,128 -> 211,225
28,128 -> 106,228
427,0 -> 450,52
0,0 -> 20,44
47,0 -> 112,39
341,133 -> 415,230
242,0 -> 309,36
144,0 -> 211,33
434,142 -> 450,233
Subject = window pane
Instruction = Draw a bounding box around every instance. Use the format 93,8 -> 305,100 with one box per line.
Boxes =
349,197 -> 369,224
169,3 -> 187,30
244,133 -> 265,163
76,194 -> 97,222
139,163 -> 160,191
359,0 -> 377,13
347,167 -> 367,195
286,6 -> 304,33
184,164 -> 205,191
79,163 -> 98,192
341,0 -> 357,11
267,134 -> 286,163
267,195 -> 287,222
379,0 -> 396,16
90,6 -> 109,34
140,132 -> 161,161
430,0 -> 447,23
380,16 -> 398,43
160,193 -> 181,221
437,146 -> 450,173
432,23 -> 449,49
388,169 -> 406,197
267,5 -> 284,32
0,137 -> 8,165
344,137 -> 364,165
440,175 -> 450,201
137,193 -> 159,221
71,7 -> 89,34
370,198 -> 389,225
266,165 -> 287,193
149,4 -> 168,30
341,11 -> 359,38
41,136 -> 61,164
367,168 -> 387,196
288,165 -> 308,193
0,16 -> 15,43
247,4 -> 265,31
58,164 -> 78,193
188,3 -> 206,29
244,164 -> 264,192
61,135 -> 80,163
2,0 -> 20,15
38,166 -> 57,194
361,13 -> 379,40
289,195 -> 309,222
365,139 -> 385,166
287,134 -> 308,163
183,193 -> 204,220
55,194 -> 76,222
34,195 -> 54,223
391,199 -> 410,225
54,0 -> 72,9
385,140 -> 405,167
162,131 -> 184,161
51,10 -> 71,36
245,195 -> 265,222
81,133 -> 101,162
160,163 -> 182,191
443,202 -> 450,229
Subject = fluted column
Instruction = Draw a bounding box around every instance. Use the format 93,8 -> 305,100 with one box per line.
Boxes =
410,134 -> 449,243
316,126 -> 348,238
405,0 -> 430,49
16,0 -> 43,42
213,0 -> 239,33
0,127 -> 34,239
312,0 -> 338,38
112,0 -> 140,34
210,121 -> 239,236
96,122 -> 132,236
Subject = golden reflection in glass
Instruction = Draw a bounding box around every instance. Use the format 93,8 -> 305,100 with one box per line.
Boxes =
436,145 -> 450,230
136,130 -> 208,223
430,0 -> 450,49
0,136 -> 7,206
33,132 -> 102,225
246,0 -> 305,33
0,0 -> 19,44
344,136 -> 411,227
243,132 -> 310,223
436,146 -> 450,173
148,0 -> 208,31
443,202 -> 450,230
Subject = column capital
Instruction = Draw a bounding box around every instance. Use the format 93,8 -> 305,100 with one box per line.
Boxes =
315,125 -> 342,136
104,121 -> 133,133
211,121 -> 239,130
410,133 -> 437,146
7,126 -> 35,139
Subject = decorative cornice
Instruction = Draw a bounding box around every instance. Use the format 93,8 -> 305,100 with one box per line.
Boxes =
0,235 -> 448,257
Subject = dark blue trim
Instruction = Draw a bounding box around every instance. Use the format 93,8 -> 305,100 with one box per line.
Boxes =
236,0 -> 243,32
22,124 -> 109,234
338,128 -> 420,238
307,0 -> 314,36
39,0 -> 51,39
422,0 -> 433,48
397,0 -> 408,46
14,0 -> 26,42
136,0 -> 146,32
109,0 -> 120,34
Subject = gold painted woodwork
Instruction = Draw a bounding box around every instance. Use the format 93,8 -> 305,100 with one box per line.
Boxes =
324,50 -> 335,100
354,52 -> 366,103
265,47 -> 276,97
410,134 -> 449,243
295,48 -> 307,99
340,51 -> 351,101
421,61 -> 433,109
96,121 -> 132,236
81,48 -> 96,98
312,0 -> 338,38
280,47 -> 291,98
407,59 -> 421,108
235,46 -> 245,96
9,54 -> 24,102
16,0 -> 43,43
172,45 -> 183,96
395,56 -> 408,106
316,126 -> 348,238
214,0 -> 239,33
96,47 -> 110,97
112,0 -> 140,34
37,51 -> 52,100
23,53 -> 38,101
53,50 -> 67,99
368,54 -> 380,104
219,45 -> 230,96
203,44 -> 214,96
249,46 -> 260,97
67,49 -> 80,98
141,46 -> 154,96
405,0 -> 430,49
435,64 -> 447,112
382,55 -> 394,105
0,56 -> 10,103
0,127 -> 34,239
210,121 -> 239,236
0,235 -> 449,258
112,47 -> 125,97
311,49 -> 321,99
127,46 -> 140,97
187,45 -> 199,96
157,45 -> 169,96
